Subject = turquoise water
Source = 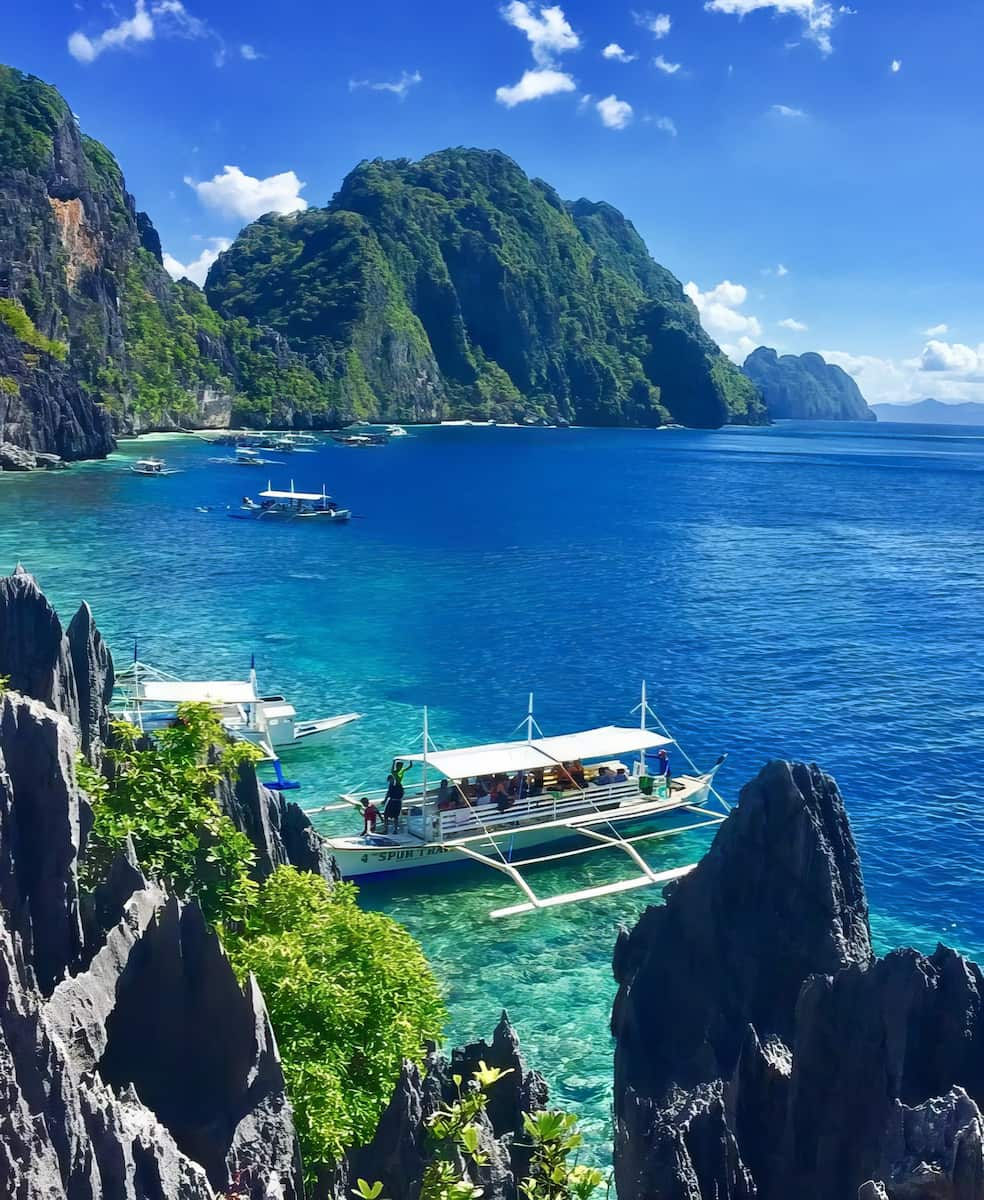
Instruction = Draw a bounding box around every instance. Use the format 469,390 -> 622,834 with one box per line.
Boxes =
2,422 -> 983,1161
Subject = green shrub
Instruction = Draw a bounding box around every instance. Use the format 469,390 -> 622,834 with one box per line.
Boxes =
225,866 -> 447,1176
0,297 -> 68,361
0,375 -> 18,396
79,702 -> 260,926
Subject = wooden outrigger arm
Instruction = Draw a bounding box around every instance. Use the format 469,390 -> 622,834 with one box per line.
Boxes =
488,864 -> 698,920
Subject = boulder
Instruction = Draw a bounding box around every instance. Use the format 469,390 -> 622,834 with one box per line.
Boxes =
0,441 -> 38,470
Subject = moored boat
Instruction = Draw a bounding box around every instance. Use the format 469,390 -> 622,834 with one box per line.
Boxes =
232,481 -> 351,521
130,457 -> 178,476
319,686 -> 728,917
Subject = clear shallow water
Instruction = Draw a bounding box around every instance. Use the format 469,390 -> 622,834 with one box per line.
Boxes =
2,421 -> 983,1162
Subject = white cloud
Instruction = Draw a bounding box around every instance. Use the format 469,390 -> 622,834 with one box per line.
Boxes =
602,43 -> 637,62
922,323 -> 948,337
704,0 -> 839,56
349,69 -> 422,100
500,2 -> 580,67
163,237 -> 231,287
685,279 -> 763,359
779,317 -> 808,332
496,68 -> 576,106
653,54 -> 681,74
777,262 -> 789,276
240,43 -> 261,60
771,103 -> 806,117
646,114 -> 678,136
634,11 -> 672,38
919,340 -> 984,374
68,0 -> 226,64
891,58 -> 902,73
596,94 -> 634,129
184,166 -> 308,222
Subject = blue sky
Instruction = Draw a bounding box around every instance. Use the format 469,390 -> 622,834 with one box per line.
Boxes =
6,0 -> 984,403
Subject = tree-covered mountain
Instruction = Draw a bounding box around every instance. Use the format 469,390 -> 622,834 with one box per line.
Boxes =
205,151 -> 766,429
0,64 -> 334,454
872,398 -> 984,424
742,346 -> 875,421
0,64 -> 764,458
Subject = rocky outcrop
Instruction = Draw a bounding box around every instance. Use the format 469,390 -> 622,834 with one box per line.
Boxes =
0,682 -> 303,1198
329,1011 -> 548,1200
742,347 -> 876,421
611,761 -> 984,1200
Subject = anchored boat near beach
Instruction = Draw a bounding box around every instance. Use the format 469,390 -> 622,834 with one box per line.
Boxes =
317,685 -> 728,917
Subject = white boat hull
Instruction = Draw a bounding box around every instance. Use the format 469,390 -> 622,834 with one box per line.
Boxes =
325,782 -> 712,879
280,712 -> 362,748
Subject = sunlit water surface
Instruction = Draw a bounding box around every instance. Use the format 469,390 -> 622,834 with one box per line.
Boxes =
2,421 -> 982,1163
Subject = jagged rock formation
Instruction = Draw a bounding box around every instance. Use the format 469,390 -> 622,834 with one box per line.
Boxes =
611,760 -> 984,1200
0,685 -> 302,1198
329,1011 -> 548,1200
207,150 -> 766,429
742,347 -> 875,421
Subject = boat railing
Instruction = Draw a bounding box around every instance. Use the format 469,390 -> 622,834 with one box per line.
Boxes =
436,779 -> 646,838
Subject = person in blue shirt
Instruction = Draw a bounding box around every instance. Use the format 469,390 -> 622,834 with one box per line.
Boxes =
655,748 -> 672,792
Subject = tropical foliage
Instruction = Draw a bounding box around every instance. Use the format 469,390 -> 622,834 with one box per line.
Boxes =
0,298 -> 67,361
78,703 -> 260,926
225,866 -> 447,1178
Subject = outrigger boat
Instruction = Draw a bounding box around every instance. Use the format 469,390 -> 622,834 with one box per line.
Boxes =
209,447 -> 283,467
329,432 -> 388,447
318,685 -> 728,918
232,482 -> 352,522
113,656 -> 362,759
130,457 -> 178,476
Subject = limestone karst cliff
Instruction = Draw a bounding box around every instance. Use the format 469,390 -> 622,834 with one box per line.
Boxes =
742,346 -> 876,421
612,760 -> 984,1200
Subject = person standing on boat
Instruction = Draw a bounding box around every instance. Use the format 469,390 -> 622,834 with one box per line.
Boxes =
360,797 -> 379,836
391,759 -> 411,786
655,748 -> 672,794
383,773 -> 405,833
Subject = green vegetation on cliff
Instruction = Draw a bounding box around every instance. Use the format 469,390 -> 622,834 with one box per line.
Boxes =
742,346 -> 875,421
207,149 -> 765,428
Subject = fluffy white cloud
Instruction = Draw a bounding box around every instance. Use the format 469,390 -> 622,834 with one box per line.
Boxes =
596,94 -> 634,129
772,103 -> 806,117
184,166 -> 308,222
685,280 -> 763,359
500,2 -> 580,66
779,317 -> 808,332
891,58 -> 902,72
922,323 -> 948,336
349,70 -> 422,100
162,237 -> 231,287
68,0 -> 227,64
704,0 -> 839,56
496,68 -> 576,106
919,340 -> 984,374
634,11 -> 672,38
602,43 -> 637,62
653,54 -> 681,73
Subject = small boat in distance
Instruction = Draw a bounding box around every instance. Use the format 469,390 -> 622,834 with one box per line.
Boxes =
209,447 -> 283,467
232,481 -> 352,522
318,685 -> 728,918
330,432 -> 388,447
130,457 -> 178,476
349,422 -> 408,438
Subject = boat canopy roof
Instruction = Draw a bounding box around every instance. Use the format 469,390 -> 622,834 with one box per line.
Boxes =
137,680 -> 258,705
259,488 -> 327,501
404,725 -> 672,780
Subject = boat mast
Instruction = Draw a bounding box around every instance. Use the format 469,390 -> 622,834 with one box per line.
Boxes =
422,706 -> 430,830
248,653 -> 258,732
639,679 -> 648,778
526,691 -> 535,742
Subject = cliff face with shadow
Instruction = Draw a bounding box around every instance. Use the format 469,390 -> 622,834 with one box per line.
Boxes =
612,760 -> 984,1200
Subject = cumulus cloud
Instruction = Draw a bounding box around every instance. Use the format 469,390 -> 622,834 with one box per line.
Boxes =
349,70 -> 422,100
704,0 -> 839,56
184,165 -> 308,222
771,103 -> 806,117
602,43 -> 637,62
68,0 -> 234,64
634,11 -> 672,38
500,2 -> 580,66
779,317 -> 808,332
922,323 -> 948,337
596,95 -> 634,129
891,58 -> 902,72
653,54 -> 681,73
162,237 -> 231,287
919,340 -> 984,374
496,68 -> 576,106
685,279 -> 763,359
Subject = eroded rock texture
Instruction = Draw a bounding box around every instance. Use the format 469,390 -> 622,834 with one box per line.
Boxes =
612,760 -> 984,1200
328,1011 -> 548,1200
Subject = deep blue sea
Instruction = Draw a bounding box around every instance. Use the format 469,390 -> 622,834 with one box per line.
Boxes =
2,420 -> 982,1161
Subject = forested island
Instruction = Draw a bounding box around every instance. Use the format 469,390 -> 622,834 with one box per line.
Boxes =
0,63 -> 765,463
742,346 -> 876,421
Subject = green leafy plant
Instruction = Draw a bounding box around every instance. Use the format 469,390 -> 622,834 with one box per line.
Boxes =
80,702 -> 261,926
0,297 -> 67,361
225,866 -> 446,1180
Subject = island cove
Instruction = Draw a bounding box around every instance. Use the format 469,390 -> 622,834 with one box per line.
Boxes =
0,63 -> 764,465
